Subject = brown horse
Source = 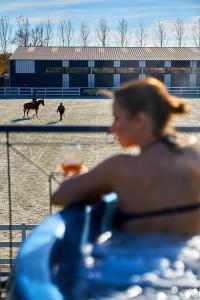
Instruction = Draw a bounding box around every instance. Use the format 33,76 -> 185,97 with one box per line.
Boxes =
23,99 -> 45,118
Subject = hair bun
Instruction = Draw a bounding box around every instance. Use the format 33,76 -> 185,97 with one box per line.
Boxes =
168,98 -> 190,114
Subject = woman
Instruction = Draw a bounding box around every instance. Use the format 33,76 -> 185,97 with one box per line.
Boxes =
52,77 -> 200,236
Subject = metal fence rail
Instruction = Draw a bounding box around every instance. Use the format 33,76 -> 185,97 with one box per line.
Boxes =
0,87 -> 81,98
0,86 -> 200,98
0,224 -> 36,270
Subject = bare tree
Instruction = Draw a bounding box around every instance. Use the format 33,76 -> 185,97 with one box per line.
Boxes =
0,16 -> 12,53
13,15 -> 30,46
65,19 -> 74,46
96,17 -> 109,47
135,22 -> 148,47
43,19 -> 53,46
172,18 -> 186,47
115,18 -> 130,47
30,23 -> 44,46
58,20 -> 67,46
192,18 -> 200,47
79,22 -> 90,47
58,19 -> 74,47
154,20 -> 167,47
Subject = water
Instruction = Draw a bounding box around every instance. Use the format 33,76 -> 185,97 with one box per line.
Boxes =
73,232 -> 200,299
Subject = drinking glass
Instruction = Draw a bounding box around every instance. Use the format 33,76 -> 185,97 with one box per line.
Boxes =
61,144 -> 83,177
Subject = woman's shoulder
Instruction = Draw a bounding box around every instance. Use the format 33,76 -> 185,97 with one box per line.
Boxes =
179,136 -> 200,157
103,153 -> 134,165
100,153 -> 141,170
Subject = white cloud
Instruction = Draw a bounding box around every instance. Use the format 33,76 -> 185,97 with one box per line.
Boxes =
0,0 -> 107,13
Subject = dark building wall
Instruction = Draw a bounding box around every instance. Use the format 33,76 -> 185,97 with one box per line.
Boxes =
69,60 -> 88,67
120,61 -> 139,67
120,74 -> 139,84
171,74 -> 190,87
171,60 -> 190,67
95,60 -> 113,67
95,74 -> 113,87
10,60 -> 63,87
11,74 -> 37,87
36,74 -> 62,87
9,58 -> 199,88
35,60 -> 62,87
196,74 -> 200,86
10,60 -> 15,73
196,61 -> 200,86
69,74 -> 88,87
35,60 -> 62,73
145,60 -> 165,67
9,60 -> 16,86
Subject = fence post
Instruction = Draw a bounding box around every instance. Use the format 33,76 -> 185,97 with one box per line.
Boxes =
6,132 -> 13,272
21,223 -> 26,242
49,173 -> 53,215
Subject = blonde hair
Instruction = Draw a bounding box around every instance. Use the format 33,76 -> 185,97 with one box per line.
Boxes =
113,77 -> 189,135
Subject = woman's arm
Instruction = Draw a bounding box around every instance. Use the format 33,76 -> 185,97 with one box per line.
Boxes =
52,156 -> 119,207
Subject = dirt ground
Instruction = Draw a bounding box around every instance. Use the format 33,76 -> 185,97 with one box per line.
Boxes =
0,97 -> 200,226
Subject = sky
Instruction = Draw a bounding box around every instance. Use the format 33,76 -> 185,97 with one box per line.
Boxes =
1,0 -> 200,50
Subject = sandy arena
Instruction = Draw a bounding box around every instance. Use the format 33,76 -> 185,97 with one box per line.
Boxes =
0,97 -> 200,227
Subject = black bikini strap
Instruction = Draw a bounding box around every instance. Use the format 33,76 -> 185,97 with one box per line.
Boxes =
159,134 -> 180,152
117,202 -> 200,222
142,134 -> 180,153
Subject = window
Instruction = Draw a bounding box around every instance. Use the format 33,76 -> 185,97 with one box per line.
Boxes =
46,67 -> 63,73
64,67 -> 89,74
46,67 -> 89,73
92,67 -> 115,74
167,67 -> 192,74
116,67 -> 140,73
194,68 -> 200,74
144,67 -> 165,73
16,60 -> 35,73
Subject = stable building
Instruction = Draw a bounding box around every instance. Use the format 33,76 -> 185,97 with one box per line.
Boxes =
9,46 -> 200,89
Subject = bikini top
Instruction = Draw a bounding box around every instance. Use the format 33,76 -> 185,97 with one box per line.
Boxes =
113,202 -> 200,229
141,134 -> 180,153
113,134 -> 200,228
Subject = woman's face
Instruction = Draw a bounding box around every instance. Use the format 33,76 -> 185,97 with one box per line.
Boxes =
111,100 -> 140,148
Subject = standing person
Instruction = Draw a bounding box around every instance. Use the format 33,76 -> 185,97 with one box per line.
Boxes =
57,102 -> 65,121
52,77 -> 200,237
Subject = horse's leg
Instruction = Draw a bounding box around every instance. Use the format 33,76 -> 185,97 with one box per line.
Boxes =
23,109 -> 25,118
27,109 -> 29,118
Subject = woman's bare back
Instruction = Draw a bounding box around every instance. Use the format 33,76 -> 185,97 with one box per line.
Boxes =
113,142 -> 200,236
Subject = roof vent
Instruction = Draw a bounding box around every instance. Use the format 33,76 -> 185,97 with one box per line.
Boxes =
27,47 -> 35,52
51,47 -> 58,52
75,48 -> 81,52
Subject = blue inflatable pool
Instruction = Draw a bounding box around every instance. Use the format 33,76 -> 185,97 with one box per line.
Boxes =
8,193 -> 200,300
